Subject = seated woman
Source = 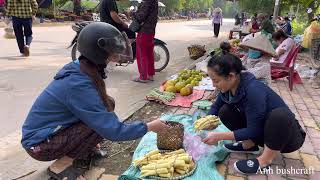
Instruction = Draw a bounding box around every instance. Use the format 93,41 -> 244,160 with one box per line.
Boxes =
21,22 -> 168,180
271,30 -> 295,65
203,52 -> 306,174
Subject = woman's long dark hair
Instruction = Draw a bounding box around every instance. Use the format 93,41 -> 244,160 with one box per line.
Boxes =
79,57 -> 115,112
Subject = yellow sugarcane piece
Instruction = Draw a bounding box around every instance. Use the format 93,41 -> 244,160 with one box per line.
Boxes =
194,115 -> 221,131
172,160 -> 186,167
140,170 -> 157,177
158,173 -> 172,178
149,153 -> 162,160
176,155 -> 192,163
175,169 -> 186,175
141,162 -> 172,170
164,149 -> 185,155
146,149 -> 160,157
176,166 -> 188,172
169,167 -> 174,173
133,150 -> 162,167
141,168 -> 168,175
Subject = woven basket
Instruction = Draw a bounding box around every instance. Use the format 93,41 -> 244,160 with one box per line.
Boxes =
157,121 -> 184,150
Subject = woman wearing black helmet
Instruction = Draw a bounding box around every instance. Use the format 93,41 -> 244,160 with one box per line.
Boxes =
21,22 -> 168,180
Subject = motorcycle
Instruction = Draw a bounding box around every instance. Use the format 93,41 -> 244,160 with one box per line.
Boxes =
69,21 -> 170,72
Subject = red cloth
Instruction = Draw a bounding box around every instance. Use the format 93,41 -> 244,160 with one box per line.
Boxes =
136,32 -> 155,80
158,84 -> 205,107
165,90 -> 205,107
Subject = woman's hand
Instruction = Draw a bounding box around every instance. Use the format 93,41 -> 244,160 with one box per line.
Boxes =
202,132 -> 222,145
147,119 -> 169,133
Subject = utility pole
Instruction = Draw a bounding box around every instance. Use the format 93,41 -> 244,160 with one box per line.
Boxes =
273,0 -> 280,21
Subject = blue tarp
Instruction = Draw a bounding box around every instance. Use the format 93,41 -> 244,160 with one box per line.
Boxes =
119,112 -> 231,180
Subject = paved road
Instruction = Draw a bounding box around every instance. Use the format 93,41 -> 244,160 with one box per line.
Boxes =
0,19 -> 234,179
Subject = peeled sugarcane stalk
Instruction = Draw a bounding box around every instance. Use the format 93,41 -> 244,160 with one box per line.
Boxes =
164,149 -> 185,155
158,173 -> 172,178
133,150 -> 160,167
194,115 -> 221,132
141,168 -> 169,177
141,162 -> 172,170
175,169 -> 187,175
137,148 -> 194,178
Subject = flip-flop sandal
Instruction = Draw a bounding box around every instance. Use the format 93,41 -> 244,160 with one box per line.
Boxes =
47,166 -> 86,180
132,77 -> 148,83
73,158 -> 93,170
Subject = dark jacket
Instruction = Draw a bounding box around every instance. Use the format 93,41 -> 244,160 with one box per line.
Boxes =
209,72 -> 290,142
133,0 -> 158,34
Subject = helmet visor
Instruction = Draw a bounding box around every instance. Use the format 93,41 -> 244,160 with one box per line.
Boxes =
97,32 -> 133,62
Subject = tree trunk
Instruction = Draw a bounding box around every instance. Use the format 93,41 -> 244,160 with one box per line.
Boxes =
273,0 -> 280,21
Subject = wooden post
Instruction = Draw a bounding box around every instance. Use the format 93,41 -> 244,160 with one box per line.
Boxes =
273,0 -> 280,21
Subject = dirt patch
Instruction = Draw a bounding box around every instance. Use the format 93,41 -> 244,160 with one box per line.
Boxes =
94,102 -> 172,175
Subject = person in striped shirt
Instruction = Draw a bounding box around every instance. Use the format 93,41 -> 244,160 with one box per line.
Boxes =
6,0 -> 38,57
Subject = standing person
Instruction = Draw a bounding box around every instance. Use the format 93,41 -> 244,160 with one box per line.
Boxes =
258,13 -> 274,34
6,0 -> 38,57
212,8 -> 223,38
251,13 -> 259,32
21,22 -> 168,179
129,0 -> 158,83
241,12 -> 246,27
99,0 -> 135,39
281,17 -> 292,36
0,0 -> 5,18
203,52 -> 306,174
234,13 -> 241,26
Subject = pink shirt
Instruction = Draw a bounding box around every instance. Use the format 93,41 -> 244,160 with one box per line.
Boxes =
271,38 -> 295,63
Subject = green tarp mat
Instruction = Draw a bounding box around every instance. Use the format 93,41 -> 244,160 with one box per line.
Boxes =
119,112 -> 231,180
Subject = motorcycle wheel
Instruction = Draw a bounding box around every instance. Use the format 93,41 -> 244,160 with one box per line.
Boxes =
71,43 -> 79,61
154,42 -> 170,72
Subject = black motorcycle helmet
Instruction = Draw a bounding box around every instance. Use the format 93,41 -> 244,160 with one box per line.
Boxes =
77,22 -> 128,65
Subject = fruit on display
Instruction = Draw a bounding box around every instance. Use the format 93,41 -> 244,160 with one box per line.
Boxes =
175,81 -> 186,92
230,39 -> 241,46
194,115 -> 221,132
165,86 -> 177,93
133,149 -> 195,178
164,70 -> 205,96
180,86 -> 192,96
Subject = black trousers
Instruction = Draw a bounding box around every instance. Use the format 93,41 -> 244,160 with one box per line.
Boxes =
12,16 -> 33,53
219,104 -> 306,153
213,23 -> 220,37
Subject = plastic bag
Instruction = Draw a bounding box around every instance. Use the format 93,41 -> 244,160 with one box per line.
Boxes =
295,64 -> 317,79
183,132 -> 214,161
4,18 -> 15,39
